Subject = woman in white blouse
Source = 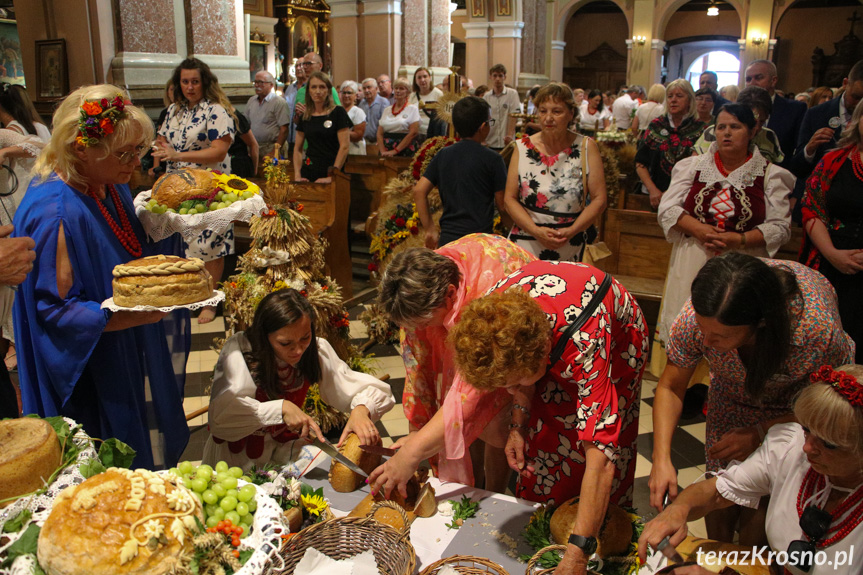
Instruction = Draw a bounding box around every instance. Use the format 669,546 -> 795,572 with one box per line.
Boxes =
203,289 -> 395,470
655,104 -> 792,348
340,80 -> 367,156
576,89 -> 610,135
639,364 -> 863,575
409,67 -> 443,140
376,77 -> 420,157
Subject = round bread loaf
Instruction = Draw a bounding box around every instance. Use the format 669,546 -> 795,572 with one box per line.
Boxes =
38,468 -> 203,575
112,255 -> 213,308
328,433 -> 382,493
550,498 -> 633,557
0,418 -> 62,508
151,168 -> 216,209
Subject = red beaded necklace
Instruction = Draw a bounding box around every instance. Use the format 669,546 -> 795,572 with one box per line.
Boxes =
796,467 -> 863,547
850,148 -> 863,183
714,151 -> 752,177
391,100 -> 408,117
86,184 -> 142,257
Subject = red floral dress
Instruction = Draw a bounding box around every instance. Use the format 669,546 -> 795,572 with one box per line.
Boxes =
491,261 -> 648,506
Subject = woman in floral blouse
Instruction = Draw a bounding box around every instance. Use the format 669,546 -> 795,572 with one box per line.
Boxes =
635,79 -> 707,209
505,82 -> 607,262
153,58 -> 236,323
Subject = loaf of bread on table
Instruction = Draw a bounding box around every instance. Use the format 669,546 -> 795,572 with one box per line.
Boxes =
328,433 -> 382,492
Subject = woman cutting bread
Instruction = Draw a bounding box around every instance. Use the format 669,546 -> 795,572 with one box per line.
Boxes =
203,289 -> 395,470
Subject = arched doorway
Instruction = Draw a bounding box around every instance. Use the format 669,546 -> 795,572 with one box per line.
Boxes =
662,0 -> 741,83
562,0 -> 628,90
774,0 -> 863,93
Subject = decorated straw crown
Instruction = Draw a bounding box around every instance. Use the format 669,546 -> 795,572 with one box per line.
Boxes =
811,365 -> 863,408
76,94 -> 129,147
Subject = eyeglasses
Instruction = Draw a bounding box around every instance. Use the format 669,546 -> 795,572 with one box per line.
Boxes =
301,62 -> 314,67
253,80 -> 272,86
112,145 -> 147,165
785,506 -> 832,572
486,118 -> 496,126
340,90 -> 355,95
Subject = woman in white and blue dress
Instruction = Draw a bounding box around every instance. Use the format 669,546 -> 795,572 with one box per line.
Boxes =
153,58 -> 236,323
505,82 -> 607,262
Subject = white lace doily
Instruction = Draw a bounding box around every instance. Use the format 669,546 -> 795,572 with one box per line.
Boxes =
134,190 -> 267,244
233,480 -> 288,575
100,290 -> 225,313
0,418 -> 97,575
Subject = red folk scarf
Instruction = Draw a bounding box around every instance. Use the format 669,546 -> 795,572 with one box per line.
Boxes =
800,145 -> 855,269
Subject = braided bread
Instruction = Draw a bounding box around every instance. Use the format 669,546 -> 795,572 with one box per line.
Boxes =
112,255 -> 214,307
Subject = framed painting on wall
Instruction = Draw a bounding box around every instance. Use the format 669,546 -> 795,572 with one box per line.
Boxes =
496,0 -> 511,17
36,39 -> 68,100
249,41 -> 267,82
0,19 -> 25,86
292,16 -> 316,60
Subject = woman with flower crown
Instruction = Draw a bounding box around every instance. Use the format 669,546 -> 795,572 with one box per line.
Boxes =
640,364 -> 863,575
12,84 -> 190,469
649,253 -> 854,546
505,82 -> 607,263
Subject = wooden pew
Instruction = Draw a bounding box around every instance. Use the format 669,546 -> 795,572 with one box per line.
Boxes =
343,156 -> 413,238
234,170 -> 354,299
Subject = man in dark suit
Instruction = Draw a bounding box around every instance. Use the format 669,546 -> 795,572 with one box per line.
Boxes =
700,71 -> 729,116
744,59 -> 806,172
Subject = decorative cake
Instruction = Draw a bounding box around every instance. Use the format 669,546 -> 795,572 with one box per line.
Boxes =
38,468 -> 204,575
112,255 -> 213,308
0,418 -> 62,508
151,168 -> 217,209
328,433 -> 382,493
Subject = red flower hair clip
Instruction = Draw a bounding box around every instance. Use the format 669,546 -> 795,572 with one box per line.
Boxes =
77,94 -> 130,147
810,365 -> 863,407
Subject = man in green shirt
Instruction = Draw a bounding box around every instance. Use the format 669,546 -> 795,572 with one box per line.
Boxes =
294,52 -> 340,119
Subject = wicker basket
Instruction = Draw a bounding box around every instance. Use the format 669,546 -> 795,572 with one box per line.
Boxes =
419,555 -> 510,575
275,500 -> 416,575
526,545 -> 634,575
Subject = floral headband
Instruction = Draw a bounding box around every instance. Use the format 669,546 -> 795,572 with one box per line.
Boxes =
811,365 -> 863,407
76,94 -> 130,147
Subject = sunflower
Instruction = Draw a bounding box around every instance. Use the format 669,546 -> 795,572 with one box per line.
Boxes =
216,173 -> 261,196
301,493 -> 329,516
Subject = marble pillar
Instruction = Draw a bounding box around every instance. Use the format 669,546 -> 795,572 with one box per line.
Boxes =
429,0 -> 451,67
403,0 -> 427,66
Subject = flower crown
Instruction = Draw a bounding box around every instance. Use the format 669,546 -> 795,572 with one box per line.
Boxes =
811,365 -> 863,407
76,94 -> 129,147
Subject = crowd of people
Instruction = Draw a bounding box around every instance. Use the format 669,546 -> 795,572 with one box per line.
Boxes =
2,49 -> 863,575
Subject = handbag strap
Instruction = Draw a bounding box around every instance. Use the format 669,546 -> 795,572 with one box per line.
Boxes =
580,135 -> 591,212
549,272 -> 613,366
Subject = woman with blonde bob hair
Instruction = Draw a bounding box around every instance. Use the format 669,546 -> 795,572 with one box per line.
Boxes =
640,364 -> 863,575
448,260 -> 647,575
505,82 -> 607,262
15,84 -> 190,469
635,78 -> 706,209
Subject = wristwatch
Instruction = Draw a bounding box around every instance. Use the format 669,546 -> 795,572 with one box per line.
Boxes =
568,534 -> 598,555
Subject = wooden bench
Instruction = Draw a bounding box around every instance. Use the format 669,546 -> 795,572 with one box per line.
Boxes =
235,170 -> 354,299
343,155 -> 413,238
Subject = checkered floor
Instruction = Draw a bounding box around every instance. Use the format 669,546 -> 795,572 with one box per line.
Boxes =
181,295 -> 710,537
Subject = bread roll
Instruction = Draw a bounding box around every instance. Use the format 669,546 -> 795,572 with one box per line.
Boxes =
151,169 -> 216,209
0,418 -> 62,508
328,433 -> 381,493
550,498 -> 633,557
38,468 -> 203,575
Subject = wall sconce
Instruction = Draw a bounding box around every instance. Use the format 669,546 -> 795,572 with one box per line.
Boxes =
751,34 -> 768,46
632,35 -> 646,45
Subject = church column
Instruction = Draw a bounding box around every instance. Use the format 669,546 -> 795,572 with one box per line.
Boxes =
488,21 -> 524,86
429,0 -> 452,67
462,22 -> 490,83
329,0 -> 360,83
631,0 -> 655,86
403,0 -> 428,66
361,0 -> 402,79
739,0 -> 775,71
549,40 -> 565,82
649,39 -> 665,86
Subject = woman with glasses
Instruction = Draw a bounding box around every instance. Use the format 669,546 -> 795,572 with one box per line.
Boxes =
504,82 -> 607,262
640,364 -> 863,575
12,84 -> 190,469
339,80 -> 367,155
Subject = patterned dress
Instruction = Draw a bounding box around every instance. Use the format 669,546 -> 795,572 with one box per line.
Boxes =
402,233 -> 536,485
635,114 -> 707,193
465,261 -> 648,506
666,259 -> 854,472
508,134 -> 596,262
